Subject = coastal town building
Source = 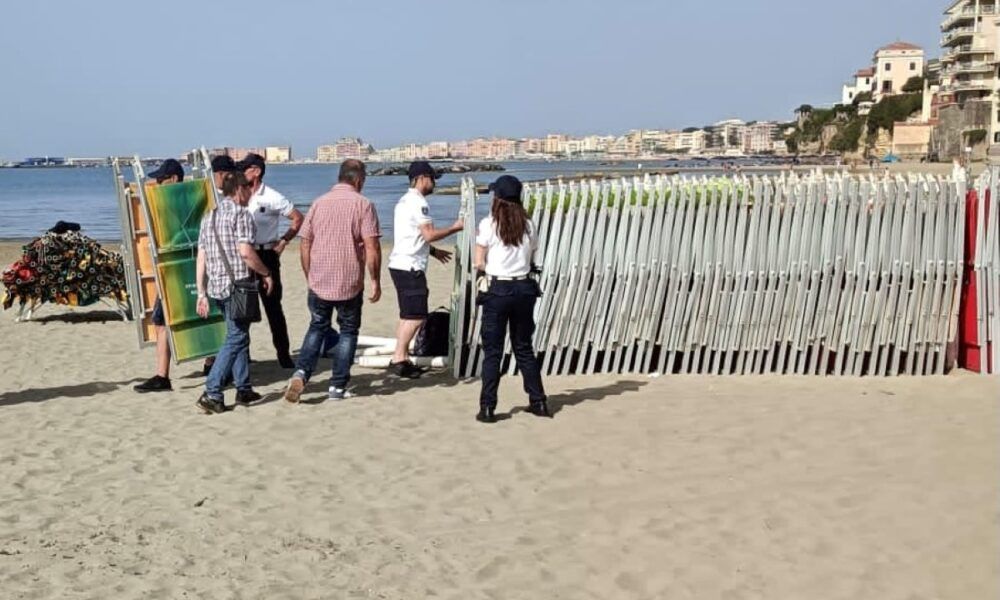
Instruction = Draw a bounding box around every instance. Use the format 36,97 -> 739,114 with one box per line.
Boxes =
317,137 -> 373,162
742,122 -> 780,154
206,146 -> 291,163
209,147 -> 265,162
544,134 -> 568,155
937,0 -> 1000,148
707,119 -> 747,154
327,121 -> 782,164
892,122 -> 934,159
841,42 -> 925,105
426,142 -> 450,159
264,146 -> 291,163
842,67 -> 875,104
872,42 -> 925,101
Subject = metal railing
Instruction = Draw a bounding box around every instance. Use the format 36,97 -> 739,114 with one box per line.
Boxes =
941,26 -> 975,46
943,44 -> 995,61
942,61 -> 996,75
942,5 -> 997,31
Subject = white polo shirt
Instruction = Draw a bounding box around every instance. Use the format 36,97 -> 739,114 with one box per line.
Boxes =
388,188 -> 433,272
476,216 -> 538,277
247,183 -> 295,245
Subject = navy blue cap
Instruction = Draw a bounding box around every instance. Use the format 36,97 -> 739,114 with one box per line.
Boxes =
211,155 -> 237,173
148,158 -> 185,182
407,161 -> 440,180
235,153 -> 266,175
487,175 -> 523,202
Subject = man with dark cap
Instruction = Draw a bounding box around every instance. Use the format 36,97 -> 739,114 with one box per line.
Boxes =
237,153 -> 303,368
200,154 -> 241,377
386,161 -> 463,378
211,154 -> 237,191
134,158 -> 185,393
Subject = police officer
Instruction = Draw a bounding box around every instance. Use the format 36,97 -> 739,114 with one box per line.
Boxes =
237,153 -> 303,368
473,175 -> 550,423
387,161 -> 463,378
134,158 -> 185,393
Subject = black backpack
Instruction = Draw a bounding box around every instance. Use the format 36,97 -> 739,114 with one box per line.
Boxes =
413,308 -> 450,357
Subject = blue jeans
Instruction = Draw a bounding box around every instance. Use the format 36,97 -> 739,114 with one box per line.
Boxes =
295,290 -> 362,389
205,296 -> 251,400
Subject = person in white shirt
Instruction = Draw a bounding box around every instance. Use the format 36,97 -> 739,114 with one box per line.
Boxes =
386,161 -> 463,379
237,153 -> 304,369
473,175 -> 549,424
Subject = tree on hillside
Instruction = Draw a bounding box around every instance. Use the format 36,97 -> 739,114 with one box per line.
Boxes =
867,93 -> 924,136
795,104 -> 814,115
852,91 -> 873,105
902,76 -> 925,93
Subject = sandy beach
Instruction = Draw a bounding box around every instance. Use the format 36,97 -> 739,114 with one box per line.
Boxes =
1,240 -> 998,599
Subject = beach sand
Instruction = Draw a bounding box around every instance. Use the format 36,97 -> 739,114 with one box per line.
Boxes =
1,240 -> 998,599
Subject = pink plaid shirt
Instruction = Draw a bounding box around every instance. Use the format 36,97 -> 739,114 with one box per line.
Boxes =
300,183 -> 381,301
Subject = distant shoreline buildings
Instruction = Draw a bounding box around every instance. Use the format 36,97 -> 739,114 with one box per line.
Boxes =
311,121 -> 791,164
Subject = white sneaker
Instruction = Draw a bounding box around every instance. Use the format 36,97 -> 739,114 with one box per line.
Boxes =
328,387 -> 354,401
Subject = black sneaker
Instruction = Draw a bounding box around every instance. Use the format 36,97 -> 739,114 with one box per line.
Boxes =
134,375 -> 172,393
202,358 -> 215,377
196,394 -> 226,414
388,361 -> 426,379
234,389 -> 262,407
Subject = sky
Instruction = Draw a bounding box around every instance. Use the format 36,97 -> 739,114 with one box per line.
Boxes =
0,0 -> 944,159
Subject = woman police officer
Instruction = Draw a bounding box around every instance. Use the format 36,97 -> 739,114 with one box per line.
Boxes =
473,175 -> 551,424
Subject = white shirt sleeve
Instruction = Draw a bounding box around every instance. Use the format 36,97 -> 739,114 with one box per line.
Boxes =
476,217 -> 493,247
272,189 -> 295,217
414,197 -> 432,225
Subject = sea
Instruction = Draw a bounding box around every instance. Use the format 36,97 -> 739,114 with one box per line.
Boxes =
0,159 -> 783,242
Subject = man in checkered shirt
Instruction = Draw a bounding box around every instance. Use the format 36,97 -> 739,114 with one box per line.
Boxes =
195,173 -> 274,414
284,159 -> 382,402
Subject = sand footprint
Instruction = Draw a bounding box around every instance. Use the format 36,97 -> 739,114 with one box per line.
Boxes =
475,555 -> 509,582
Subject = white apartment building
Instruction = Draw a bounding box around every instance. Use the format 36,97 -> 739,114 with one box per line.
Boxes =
426,142 -> 450,159
708,119 -> 747,153
842,67 -> 875,104
742,122 -> 779,154
940,0 -> 1000,143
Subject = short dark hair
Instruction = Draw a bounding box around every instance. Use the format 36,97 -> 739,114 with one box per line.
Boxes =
338,159 -> 366,186
221,171 -> 250,197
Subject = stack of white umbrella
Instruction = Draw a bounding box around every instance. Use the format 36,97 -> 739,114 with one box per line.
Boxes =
450,170 -> 967,378
970,167 -> 1000,374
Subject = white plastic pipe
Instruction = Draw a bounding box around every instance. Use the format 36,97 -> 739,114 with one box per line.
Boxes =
355,356 -> 448,368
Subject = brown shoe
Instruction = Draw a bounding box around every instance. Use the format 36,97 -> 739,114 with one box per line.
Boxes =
284,376 -> 305,404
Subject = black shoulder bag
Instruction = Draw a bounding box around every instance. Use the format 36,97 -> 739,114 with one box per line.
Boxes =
211,209 -> 262,323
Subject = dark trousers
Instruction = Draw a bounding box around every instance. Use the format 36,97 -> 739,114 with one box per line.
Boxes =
257,248 -> 290,358
294,290 -> 363,390
479,280 -> 546,409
